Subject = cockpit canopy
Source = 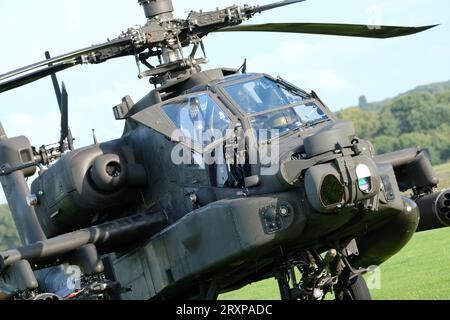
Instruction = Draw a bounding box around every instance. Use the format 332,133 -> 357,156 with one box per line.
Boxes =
133,73 -> 331,154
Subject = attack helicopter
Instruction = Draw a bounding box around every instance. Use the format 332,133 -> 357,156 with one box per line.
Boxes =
0,0 -> 447,300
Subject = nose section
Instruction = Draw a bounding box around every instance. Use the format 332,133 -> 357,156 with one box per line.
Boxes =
303,154 -> 381,213
302,120 -> 356,158
280,120 -> 362,185
351,197 -> 420,268
278,120 -> 382,213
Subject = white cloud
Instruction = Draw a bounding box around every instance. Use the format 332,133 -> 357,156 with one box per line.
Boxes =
306,69 -> 354,92
366,4 -> 383,27
277,41 -> 321,62
249,41 -> 322,70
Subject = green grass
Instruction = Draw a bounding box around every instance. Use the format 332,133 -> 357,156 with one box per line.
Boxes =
370,228 -> 450,300
436,161 -> 450,191
221,162 -> 450,300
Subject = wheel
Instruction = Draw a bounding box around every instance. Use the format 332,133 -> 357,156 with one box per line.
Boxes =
341,275 -> 372,300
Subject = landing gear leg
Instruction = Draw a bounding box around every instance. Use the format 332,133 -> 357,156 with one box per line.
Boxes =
333,249 -> 372,300
274,250 -> 338,300
274,248 -> 372,301
275,266 -> 295,300
200,278 -> 220,300
334,270 -> 371,301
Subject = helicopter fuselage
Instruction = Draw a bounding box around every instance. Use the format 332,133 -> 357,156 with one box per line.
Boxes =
6,68 -> 442,299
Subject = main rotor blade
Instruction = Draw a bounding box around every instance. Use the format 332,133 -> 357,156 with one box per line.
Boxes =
0,37 -> 132,82
0,37 -> 133,94
218,23 -> 438,39
0,62 -> 78,94
251,0 -> 307,14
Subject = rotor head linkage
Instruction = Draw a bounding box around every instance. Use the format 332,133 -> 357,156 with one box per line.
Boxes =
138,0 -> 174,20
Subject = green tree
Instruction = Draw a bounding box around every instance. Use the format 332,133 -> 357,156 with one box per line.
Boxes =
0,205 -> 21,251
336,107 -> 380,139
377,108 -> 401,137
372,135 -> 397,155
338,81 -> 450,164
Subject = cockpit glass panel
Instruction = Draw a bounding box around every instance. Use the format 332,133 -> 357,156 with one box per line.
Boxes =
250,102 -> 329,141
293,102 -> 328,124
162,93 -> 231,147
224,77 -> 306,114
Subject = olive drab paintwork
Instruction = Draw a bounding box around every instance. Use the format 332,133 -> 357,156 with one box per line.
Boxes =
0,0 -> 445,300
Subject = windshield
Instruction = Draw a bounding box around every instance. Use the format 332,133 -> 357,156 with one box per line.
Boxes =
224,77 -> 329,140
224,77 -> 306,114
250,102 -> 329,140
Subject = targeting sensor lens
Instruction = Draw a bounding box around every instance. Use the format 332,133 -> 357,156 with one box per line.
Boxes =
320,175 -> 344,207
356,164 -> 373,194
358,178 -> 371,193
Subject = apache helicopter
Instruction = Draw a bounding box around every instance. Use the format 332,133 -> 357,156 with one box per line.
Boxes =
0,0 -> 447,301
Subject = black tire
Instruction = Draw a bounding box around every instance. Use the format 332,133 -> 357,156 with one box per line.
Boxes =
344,275 -> 372,300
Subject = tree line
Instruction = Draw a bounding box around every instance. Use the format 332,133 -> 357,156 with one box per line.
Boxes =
0,205 -> 20,250
337,81 -> 450,164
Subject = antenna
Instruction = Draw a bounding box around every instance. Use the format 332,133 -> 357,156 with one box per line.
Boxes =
44,51 -> 75,152
92,129 -> 98,145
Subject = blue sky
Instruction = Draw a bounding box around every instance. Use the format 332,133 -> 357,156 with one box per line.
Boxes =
0,0 -> 449,202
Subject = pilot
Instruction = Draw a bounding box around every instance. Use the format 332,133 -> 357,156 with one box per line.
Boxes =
265,111 -> 296,130
188,97 -> 206,144
189,97 -> 201,121
253,83 -> 296,131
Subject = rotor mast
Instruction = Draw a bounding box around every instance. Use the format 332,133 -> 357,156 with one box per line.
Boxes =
138,0 -> 174,20
138,0 -> 182,65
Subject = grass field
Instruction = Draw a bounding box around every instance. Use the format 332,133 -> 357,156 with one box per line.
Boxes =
221,162 -> 450,300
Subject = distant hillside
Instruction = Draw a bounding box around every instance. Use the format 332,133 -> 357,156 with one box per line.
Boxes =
406,80 -> 450,96
337,80 -> 450,164
358,80 -> 450,112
